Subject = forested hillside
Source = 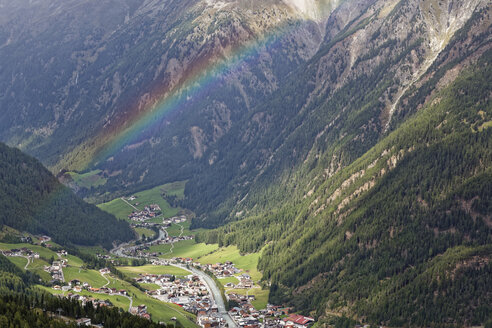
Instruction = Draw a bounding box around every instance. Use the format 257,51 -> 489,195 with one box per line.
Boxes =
197,54 -> 492,325
0,143 -> 134,249
186,0 -> 491,228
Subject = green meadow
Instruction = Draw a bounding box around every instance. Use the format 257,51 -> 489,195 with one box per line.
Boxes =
135,227 -> 157,239
218,276 -> 239,285
8,256 -> 28,270
103,274 -> 197,327
77,245 -> 107,256
67,170 -> 107,189
197,246 -> 262,282
140,283 -> 161,291
0,242 -> 59,260
145,239 -> 218,260
97,198 -> 132,221
98,181 -> 186,221
195,245 -> 268,309
64,254 -> 85,267
36,285 -> 131,309
225,287 -> 269,310
63,267 -> 107,287
38,267 -> 196,327
118,264 -> 189,278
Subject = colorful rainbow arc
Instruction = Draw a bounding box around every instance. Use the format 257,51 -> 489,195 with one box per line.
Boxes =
88,20 -> 305,168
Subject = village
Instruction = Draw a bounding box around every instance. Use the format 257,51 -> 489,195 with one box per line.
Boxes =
145,258 -> 315,328
128,203 -> 162,222
1,247 -> 40,259
0,197 -> 317,328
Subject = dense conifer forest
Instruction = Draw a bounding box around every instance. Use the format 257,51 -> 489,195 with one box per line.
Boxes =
197,53 -> 492,325
0,143 -> 134,249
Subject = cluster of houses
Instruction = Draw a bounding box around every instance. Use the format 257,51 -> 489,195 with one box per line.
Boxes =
131,221 -> 160,230
197,311 -> 226,328
154,234 -> 194,246
2,247 -> 40,259
118,234 -> 193,258
128,203 -> 162,222
130,304 -> 151,320
162,215 -> 187,225
57,249 -> 68,257
56,292 -> 113,308
225,273 -> 253,289
228,293 -> 260,327
202,261 -> 241,278
38,235 -> 51,243
45,260 -> 66,283
228,303 -> 315,328
53,275 -> 128,298
137,273 -> 216,315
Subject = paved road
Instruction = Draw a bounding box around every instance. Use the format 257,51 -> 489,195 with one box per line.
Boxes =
111,226 -> 168,258
172,264 -> 238,328
23,256 -> 31,270
111,225 -> 237,327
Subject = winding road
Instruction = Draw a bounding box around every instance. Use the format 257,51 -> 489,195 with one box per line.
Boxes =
172,263 -> 238,328
111,222 -> 238,327
23,256 -> 31,270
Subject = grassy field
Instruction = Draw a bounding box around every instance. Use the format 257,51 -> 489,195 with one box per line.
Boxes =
166,222 -> 188,237
39,275 -> 197,327
135,227 -> 157,239
225,287 -> 269,309
67,170 -> 107,189
195,245 -> 268,309
146,240 -> 218,260
77,245 -> 107,256
98,181 -> 186,221
64,254 -> 85,267
218,276 -> 239,285
0,242 -> 59,260
160,181 -> 186,199
8,256 -> 28,270
140,283 -> 161,291
118,265 -> 190,278
97,198 -> 134,221
104,274 -> 197,327
36,285 -> 131,309
63,267 -> 107,287
197,246 -> 262,281
29,258 -> 52,281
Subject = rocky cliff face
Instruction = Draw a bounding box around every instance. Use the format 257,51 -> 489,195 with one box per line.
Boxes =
0,0 -> 327,173
1,0 -> 488,213
184,0 -> 490,225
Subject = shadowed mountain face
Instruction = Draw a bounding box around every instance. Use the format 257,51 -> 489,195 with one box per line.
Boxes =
0,142 -> 134,249
0,0 -> 326,172
0,0 -> 491,324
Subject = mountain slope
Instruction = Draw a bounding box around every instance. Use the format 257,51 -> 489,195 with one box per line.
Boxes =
0,0 -> 327,179
186,0 -> 491,227
0,142 -> 134,249
198,52 -> 492,325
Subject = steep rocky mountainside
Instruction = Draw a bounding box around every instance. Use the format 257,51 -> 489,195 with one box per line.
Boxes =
186,0 -> 491,227
199,54 -> 492,324
0,0 -> 328,179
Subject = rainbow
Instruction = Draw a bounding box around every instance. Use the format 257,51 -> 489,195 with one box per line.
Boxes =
86,19 -> 304,168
